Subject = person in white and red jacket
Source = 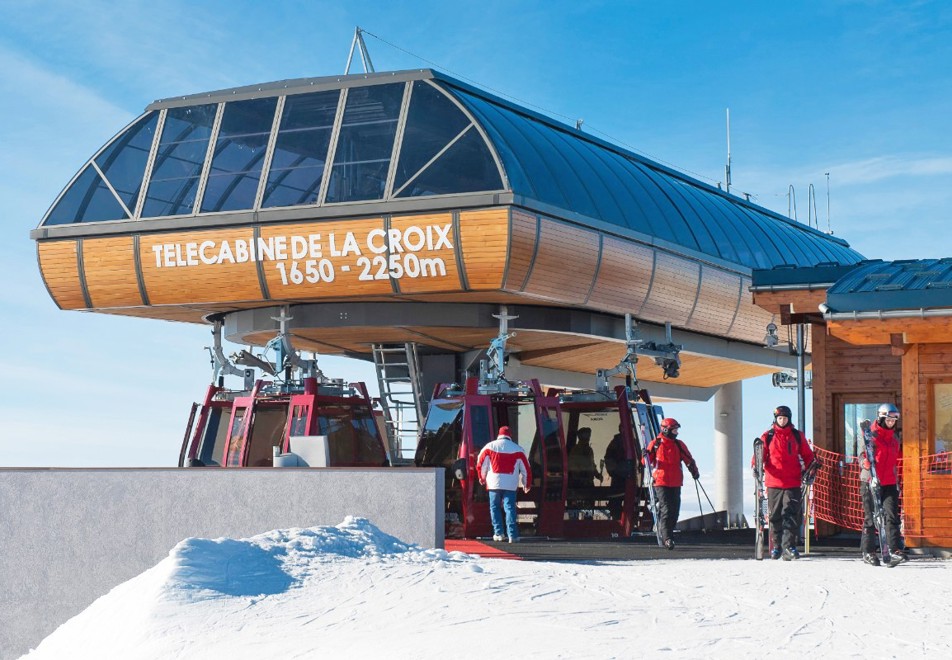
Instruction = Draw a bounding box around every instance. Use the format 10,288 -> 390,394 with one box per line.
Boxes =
477,426 -> 531,543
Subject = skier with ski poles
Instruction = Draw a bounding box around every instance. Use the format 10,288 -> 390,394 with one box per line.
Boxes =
756,405 -> 817,560
644,418 -> 700,549
859,403 -> 907,566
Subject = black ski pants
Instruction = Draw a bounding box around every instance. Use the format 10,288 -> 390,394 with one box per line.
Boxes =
861,482 -> 902,555
655,485 -> 681,543
767,486 -> 802,550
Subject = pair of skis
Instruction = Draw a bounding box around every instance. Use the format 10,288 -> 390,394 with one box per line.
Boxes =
861,423 -> 899,568
630,390 -> 664,547
753,438 -> 767,560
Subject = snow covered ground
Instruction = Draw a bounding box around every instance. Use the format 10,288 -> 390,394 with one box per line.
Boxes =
24,518 -> 951,659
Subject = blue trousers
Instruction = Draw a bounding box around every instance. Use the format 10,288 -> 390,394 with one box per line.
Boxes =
488,489 -> 519,540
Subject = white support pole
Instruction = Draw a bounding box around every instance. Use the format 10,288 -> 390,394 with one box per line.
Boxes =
714,381 -> 744,528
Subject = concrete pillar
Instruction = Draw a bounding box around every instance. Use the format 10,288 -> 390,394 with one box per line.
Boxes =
714,380 -> 744,528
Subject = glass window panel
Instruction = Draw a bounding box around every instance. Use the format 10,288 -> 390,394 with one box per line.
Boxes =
262,90 -> 340,208
326,83 -> 404,203
142,104 -> 217,217
844,402 -> 880,461
200,97 -> 277,212
449,90 -> 527,196
44,164 -> 128,225
94,112 -> 158,212
455,91 -> 568,208
933,383 -> 952,455
396,127 -> 502,197
394,80 -> 471,191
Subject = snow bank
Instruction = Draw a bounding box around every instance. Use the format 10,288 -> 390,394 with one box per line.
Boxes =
23,518 -> 952,660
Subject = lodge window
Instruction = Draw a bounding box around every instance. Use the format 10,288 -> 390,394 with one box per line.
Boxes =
834,394 -> 883,463
930,381 -> 952,456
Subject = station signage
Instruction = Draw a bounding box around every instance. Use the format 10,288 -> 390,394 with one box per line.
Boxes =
148,222 -> 454,286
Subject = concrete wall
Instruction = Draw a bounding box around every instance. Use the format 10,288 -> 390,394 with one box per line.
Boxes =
0,467 -> 444,660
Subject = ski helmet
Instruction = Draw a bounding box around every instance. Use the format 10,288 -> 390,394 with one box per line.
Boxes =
878,403 -> 900,422
661,418 -> 680,437
773,405 -> 792,419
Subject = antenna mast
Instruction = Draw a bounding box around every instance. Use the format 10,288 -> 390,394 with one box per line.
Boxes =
825,172 -> 832,234
344,26 -> 376,74
725,108 -> 732,194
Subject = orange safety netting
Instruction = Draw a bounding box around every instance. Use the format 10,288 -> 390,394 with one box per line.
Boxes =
809,447 -> 952,537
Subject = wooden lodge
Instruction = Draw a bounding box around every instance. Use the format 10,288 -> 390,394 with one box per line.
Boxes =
753,260 -> 952,549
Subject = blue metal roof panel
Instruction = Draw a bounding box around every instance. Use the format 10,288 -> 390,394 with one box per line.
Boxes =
440,78 -> 864,271
827,259 -> 952,311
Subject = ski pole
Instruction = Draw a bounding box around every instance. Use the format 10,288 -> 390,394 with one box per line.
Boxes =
694,479 -> 707,532
696,480 -> 719,528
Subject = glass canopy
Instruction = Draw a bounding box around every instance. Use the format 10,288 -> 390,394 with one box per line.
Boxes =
39,70 -> 862,270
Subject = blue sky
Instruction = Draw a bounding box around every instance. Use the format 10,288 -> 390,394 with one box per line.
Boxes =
2,1 -> 951,480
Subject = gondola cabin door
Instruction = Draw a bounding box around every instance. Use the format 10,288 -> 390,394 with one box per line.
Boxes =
561,391 -> 639,538
532,397 -> 567,536
179,384 -> 232,467
461,394 -> 493,538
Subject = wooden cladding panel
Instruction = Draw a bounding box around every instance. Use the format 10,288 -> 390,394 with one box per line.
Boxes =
522,339 -> 776,389
81,236 -> 142,308
586,237 -> 653,313
458,208 -> 508,290
829,316 -> 952,345
390,213 -> 461,294
728,279 -> 776,340
639,253 -> 699,326
688,266 -> 741,336
522,218 -> 599,302
37,241 -> 85,309
98,305 -> 210,324
752,288 -> 828,316
140,229 -> 262,304
503,210 -> 537,290
821,336 -> 901,393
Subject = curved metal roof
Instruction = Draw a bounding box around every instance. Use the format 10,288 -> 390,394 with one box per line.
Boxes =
35,69 -> 863,272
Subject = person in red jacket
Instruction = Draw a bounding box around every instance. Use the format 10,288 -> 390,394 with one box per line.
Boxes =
859,403 -> 906,566
645,418 -> 699,549
759,405 -> 816,560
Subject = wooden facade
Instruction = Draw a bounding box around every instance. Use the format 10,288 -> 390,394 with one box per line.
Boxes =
37,204 -> 786,392
755,285 -> 952,549
826,320 -> 952,548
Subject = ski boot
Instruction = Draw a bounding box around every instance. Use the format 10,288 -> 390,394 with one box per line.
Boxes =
892,548 -> 909,564
770,547 -> 782,560
782,547 -> 800,561
663,538 -> 675,550
863,552 -> 881,567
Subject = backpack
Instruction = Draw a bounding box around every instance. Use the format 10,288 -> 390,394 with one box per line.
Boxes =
765,427 -> 801,449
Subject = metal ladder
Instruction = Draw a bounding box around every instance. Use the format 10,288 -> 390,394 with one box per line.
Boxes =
372,343 -> 424,463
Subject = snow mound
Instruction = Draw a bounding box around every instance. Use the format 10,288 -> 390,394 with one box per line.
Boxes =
164,516 -> 471,599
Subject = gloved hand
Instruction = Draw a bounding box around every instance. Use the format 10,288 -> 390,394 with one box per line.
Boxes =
860,419 -> 871,431
870,476 -> 880,489
862,459 -> 871,471
689,464 -> 700,480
